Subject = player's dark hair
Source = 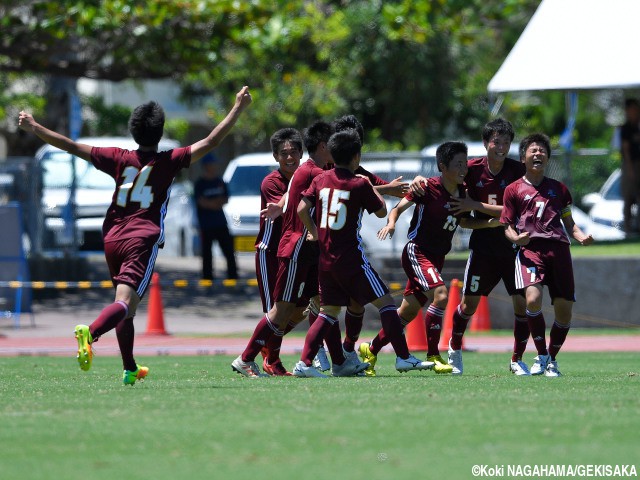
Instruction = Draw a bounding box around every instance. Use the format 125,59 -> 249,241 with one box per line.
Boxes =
303,120 -> 334,154
327,129 -> 361,166
436,141 -> 467,172
519,133 -> 551,160
333,114 -> 364,143
270,128 -> 303,155
128,101 -> 165,147
482,118 -> 515,143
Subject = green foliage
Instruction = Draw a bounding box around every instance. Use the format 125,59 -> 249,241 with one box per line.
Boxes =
81,95 -> 131,137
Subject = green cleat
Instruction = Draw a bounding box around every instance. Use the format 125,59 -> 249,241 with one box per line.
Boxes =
123,365 -> 149,385
74,324 -> 93,371
358,342 -> 377,377
427,355 -> 453,374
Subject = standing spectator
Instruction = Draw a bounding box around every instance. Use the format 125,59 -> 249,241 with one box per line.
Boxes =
620,98 -> 640,234
501,133 -> 593,377
18,86 -> 251,384
194,153 -> 238,281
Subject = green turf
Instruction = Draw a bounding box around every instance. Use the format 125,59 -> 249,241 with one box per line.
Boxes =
0,353 -> 638,480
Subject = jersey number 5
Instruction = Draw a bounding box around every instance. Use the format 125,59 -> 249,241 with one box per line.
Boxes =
319,188 -> 350,230
117,166 -> 154,209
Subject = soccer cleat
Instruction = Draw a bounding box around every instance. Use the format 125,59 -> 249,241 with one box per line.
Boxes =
332,351 -> 370,377
509,359 -> 531,376
123,365 -> 149,385
358,342 -> 378,377
427,354 -> 454,374
263,358 -> 292,376
231,355 -> 267,378
544,360 -> 562,377
447,339 -> 463,375
530,354 -> 550,375
74,324 -> 93,371
312,345 -> 331,372
292,361 -> 328,378
395,355 -> 435,373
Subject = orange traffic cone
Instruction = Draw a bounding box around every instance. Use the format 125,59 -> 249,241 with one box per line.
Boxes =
439,278 -> 462,351
145,272 -> 169,335
470,295 -> 491,332
406,307 -> 427,351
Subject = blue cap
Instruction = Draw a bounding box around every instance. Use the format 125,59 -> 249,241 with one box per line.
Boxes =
202,152 -> 218,164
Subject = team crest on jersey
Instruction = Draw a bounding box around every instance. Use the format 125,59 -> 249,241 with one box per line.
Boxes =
500,180 -> 507,189
547,189 -> 557,198
476,180 -> 484,187
444,202 -> 451,209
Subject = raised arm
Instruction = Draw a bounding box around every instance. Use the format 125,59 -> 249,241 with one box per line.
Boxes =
18,111 -> 93,161
190,86 -> 252,163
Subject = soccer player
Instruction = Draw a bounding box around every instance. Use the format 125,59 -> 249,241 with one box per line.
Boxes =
500,133 -> 593,377
232,121 -> 365,377
329,114 -> 409,357
18,86 -> 252,384
359,142 -> 502,376
253,128 -> 304,376
294,128 -> 432,377
444,119 -> 530,376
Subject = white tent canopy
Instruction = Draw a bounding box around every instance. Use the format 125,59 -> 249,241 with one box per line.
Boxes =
488,0 -> 640,93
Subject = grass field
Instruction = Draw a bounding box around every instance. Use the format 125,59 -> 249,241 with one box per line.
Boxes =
1,353 -> 638,480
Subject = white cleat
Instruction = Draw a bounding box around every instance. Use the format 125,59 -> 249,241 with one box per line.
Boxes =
293,361 -> 328,378
509,359 -> 531,376
530,354 -> 550,376
395,355 -> 435,373
332,351 -> 370,377
447,339 -> 463,375
231,355 -> 268,378
312,345 -> 331,372
544,360 -> 562,377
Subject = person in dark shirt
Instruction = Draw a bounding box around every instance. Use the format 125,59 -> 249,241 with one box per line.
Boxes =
620,98 -> 640,234
194,154 -> 237,281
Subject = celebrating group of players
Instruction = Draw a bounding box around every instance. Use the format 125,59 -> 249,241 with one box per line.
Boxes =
18,85 -> 592,384
232,115 -> 593,379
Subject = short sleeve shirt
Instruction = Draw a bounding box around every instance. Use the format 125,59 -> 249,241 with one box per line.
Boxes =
405,176 -> 468,256
501,176 -> 572,244
91,146 -> 191,244
302,168 -> 384,272
465,156 -> 525,256
620,121 -> 640,162
255,169 -> 290,252
278,159 -> 324,260
193,176 -> 228,229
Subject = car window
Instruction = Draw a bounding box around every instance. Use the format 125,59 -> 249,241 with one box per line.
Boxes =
603,173 -> 622,201
42,151 -> 114,190
227,165 -> 277,196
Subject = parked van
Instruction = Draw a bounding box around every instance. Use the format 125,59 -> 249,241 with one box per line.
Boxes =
36,137 -> 196,256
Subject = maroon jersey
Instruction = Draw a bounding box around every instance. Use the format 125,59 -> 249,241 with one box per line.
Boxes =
302,168 -> 384,272
255,169 -> 290,252
278,159 -> 324,260
465,156 -> 525,256
91,146 -> 191,244
501,176 -> 572,244
405,176 -> 467,256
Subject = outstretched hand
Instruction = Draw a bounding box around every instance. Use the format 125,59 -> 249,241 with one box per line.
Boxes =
261,202 -> 283,221
18,111 -> 36,132
235,86 -> 252,111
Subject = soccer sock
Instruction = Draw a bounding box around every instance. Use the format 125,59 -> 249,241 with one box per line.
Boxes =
265,330 -> 284,364
369,329 -> 386,356
526,309 -> 548,356
325,320 -> 345,365
512,315 -> 530,361
115,317 -> 137,372
300,312 -> 335,366
343,308 -> 364,352
425,304 -> 445,357
450,305 -> 471,351
548,321 -> 570,360
379,305 -> 410,359
89,301 -> 129,340
241,314 -> 279,362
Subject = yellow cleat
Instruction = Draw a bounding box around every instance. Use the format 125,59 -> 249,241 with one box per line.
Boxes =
74,324 -> 93,371
427,355 -> 453,374
358,342 -> 377,377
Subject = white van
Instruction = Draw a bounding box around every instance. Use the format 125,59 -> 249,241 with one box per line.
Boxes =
222,152 -> 278,253
36,136 -> 197,256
